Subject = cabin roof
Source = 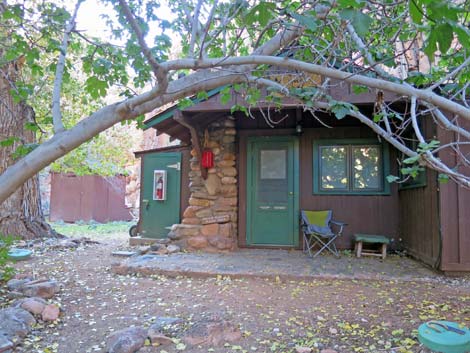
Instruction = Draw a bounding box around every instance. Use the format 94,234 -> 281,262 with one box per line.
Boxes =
144,78 -> 402,144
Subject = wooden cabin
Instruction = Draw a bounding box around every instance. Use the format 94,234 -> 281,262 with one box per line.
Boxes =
134,82 -> 470,273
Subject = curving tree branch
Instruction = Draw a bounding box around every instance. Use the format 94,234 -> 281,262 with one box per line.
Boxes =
51,0 -> 83,134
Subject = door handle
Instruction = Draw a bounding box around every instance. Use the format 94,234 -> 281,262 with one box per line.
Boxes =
167,162 -> 180,171
142,199 -> 150,210
259,206 -> 271,210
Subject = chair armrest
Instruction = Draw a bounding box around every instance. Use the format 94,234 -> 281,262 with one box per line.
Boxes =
331,220 -> 347,226
330,220 -> 347,236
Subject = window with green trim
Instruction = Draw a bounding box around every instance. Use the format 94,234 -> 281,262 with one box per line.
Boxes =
313,140 -> 390,195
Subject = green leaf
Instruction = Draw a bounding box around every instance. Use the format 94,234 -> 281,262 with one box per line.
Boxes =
386,175 -> 400,183
135,115 -> 145,129
392,328 -> 404,336
24,122 -> 40,132
196,91 -> 209,100
245,3 -> 276,27
438,173 -> 450,184
452,23 -> 470,49
1,5 -> 23,22
352,85 -> 369,94
331,105 -> 349,119
435,23 -> 453,54
85,76 -> 109,99
290,12 -> 318,31
338,9 -> 372,37
245,88 -> 261,105
417,140 -> 440,152
403,155 -> 420,164
401,166 -> 422,178
230,104 -> 248,116
220,86 -> 232,105
337,0 -> 363,9
424,29 -> 438,62
373,113 -> 384,123
330,101 -> 356,120
12,143 -> 39,159
178,98 -> 193,109
409,0 -> 423,24
0,137 -> 20,147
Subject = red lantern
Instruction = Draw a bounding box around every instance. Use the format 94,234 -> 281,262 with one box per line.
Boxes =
201,128 -> 214,169
201,149 -> 214,168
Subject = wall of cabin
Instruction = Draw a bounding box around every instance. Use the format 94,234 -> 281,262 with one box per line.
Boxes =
396,118 -> 441,269
237,110 -> 401,249
398,170 -> 440,268
168,117 -> 239,252
437,119 -> 470,272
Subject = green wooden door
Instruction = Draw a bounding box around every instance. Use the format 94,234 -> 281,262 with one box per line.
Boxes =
140,152 -> 181,238
246,136 -> 299,246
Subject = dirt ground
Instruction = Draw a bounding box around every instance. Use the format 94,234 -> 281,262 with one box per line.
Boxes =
2,227 -> 470,353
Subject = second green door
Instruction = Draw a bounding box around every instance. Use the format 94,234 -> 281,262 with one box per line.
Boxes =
139,152 -> 181,238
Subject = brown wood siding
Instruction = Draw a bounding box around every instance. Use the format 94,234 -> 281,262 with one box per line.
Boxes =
438,119 -> 470,272
238,125 -> 400,249
299,127 -> 400,249
398,170 -> 440,268
398,118 -> 441,268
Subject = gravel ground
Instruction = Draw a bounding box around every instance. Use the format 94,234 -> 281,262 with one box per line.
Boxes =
2,231 -> 470,353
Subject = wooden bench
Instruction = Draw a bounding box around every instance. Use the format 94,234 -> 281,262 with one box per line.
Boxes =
354,234 -> 390,260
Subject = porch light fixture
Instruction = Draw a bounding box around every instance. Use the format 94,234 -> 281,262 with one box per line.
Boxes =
295,123 -> 303,135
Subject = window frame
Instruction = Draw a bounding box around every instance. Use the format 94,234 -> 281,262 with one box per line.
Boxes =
313,139 -> 391,195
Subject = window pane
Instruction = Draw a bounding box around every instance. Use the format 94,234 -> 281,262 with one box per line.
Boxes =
260,150 -> 286,179
258,149 -> 287,203
320,146 -> 348,190
353,146 -> 381,190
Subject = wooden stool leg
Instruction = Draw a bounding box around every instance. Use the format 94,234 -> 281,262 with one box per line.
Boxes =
356,241 -> 362,258
381,244 -> 387,260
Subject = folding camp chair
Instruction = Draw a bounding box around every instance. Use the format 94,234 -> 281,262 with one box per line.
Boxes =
300,210 -> 346,258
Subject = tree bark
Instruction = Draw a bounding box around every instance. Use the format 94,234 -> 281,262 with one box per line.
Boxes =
0,60 -> 57,239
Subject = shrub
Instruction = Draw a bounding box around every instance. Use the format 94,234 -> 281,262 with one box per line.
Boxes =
0,234 -> 16,281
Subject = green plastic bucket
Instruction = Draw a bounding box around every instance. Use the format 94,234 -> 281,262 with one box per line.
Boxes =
418,321 -> 470,353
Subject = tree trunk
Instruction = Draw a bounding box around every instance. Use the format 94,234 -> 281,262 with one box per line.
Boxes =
0,60 -> 57,239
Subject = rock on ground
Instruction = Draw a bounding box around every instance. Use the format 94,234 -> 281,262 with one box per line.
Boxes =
166,244 -> 180,254
0,307 -> 36,341
149,317 -> 183,333
17,297 -> 47,316
41,304 -> 60,322
182,314 -> 241,346
6,279 -> 30,292
19,280 -> 59,299
53,240 -> 79,249
295,347 -> 312,353
0,333 -> 14,353
147,331 -> 173,346
320,350 -> 339,353
106,327 -> 148,353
